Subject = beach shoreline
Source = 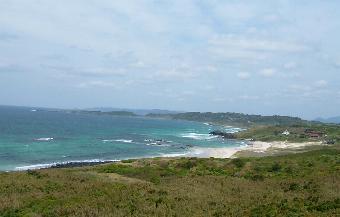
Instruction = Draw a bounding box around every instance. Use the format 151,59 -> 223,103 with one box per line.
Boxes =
9,141 -> 329,171
182,140 -> 328,159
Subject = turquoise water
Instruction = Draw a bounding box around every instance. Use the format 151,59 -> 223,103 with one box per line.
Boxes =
0,106 -> 244,171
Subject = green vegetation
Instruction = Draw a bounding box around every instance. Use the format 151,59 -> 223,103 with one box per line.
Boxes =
1,148 -> 339,216
235,124 -> 340,144
147,112 -> 340,144
146,112 -> 311,127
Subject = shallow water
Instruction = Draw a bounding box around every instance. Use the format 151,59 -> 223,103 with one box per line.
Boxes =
0,106 -> 244,171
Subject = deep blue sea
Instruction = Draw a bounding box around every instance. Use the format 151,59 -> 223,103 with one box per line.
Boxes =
0,106 -> 245,171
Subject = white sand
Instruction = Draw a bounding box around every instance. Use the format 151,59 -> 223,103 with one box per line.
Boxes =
184,141 -> 325,158
186,147 -> 243,158
244,141 -> 324,153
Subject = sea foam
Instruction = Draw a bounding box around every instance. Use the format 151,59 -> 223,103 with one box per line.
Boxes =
15,159 -> 119,171
181,132 -> 218,140
160,153 -> 188,157
102,139 -> 134,143
34,137 -> 54,141
225,127 -> 246,134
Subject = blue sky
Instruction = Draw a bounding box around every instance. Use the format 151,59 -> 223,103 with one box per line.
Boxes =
0,0 -> 339,119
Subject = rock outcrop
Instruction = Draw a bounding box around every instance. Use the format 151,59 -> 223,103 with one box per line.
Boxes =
209,130 -> 236,139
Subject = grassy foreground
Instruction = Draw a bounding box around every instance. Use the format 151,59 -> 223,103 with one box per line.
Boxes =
1,149 -> 339,217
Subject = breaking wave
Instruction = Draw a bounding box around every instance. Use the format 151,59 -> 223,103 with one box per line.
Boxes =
102,139 -> 134,143
181,132 -> 218,140
15,159 -> 120,171
34,137 -> 54,141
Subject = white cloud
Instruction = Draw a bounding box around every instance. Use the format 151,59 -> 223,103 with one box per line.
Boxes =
0,0 -> 339,117
43,65 -> 127,78
208,35 -> 307,61
262,14 -> 280,23
209,46 -> 267,60
182,90 -> 196,96
204,65 -> 218,72
209,35 -> 307,53
334,59 -> 340,68
203,85 -> 215,90
131,61 -> 146,68
239,94 -> 260,100
237,72 -> 251,80
151,68 -> 198,81
212,97 -> 226,102
283,62 -> 297,70
284,82 -> 332,100
259,68 -> 276,77
76,81 -> 117,88
212,2 -> 255,21
280,72 -> 301,79
288,84 -> 312,92
314,80 -> 328,88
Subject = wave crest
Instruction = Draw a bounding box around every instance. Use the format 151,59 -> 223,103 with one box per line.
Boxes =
34,137 -> 54,141
181,133 -> 218,140
102,139 -> 133,143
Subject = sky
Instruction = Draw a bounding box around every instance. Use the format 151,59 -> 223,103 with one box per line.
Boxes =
0,0 -> 339,119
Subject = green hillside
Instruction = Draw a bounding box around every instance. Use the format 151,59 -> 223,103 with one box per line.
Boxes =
146,112 -> 311,127
1,148 -> 339,217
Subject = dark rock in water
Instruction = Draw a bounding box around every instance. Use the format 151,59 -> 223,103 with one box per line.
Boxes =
209,130 -> 236,139
51,161 -> 114,168
145,138 -> 172,146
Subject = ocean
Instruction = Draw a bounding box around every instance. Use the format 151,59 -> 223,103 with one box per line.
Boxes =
0,106 -> 245,171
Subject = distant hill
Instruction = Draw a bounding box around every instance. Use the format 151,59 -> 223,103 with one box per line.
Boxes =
147,112 -> 313,127
315,116 -> 340,124
73,110 -> 138,117
85,107 -> 181,116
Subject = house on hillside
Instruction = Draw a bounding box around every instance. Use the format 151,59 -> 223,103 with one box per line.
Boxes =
308,132 -> 322,138
304,129 -> 323,139
282,129 -> 290,136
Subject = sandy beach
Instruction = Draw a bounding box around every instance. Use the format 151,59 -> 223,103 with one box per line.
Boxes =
186,147 -> 244,158
244,141 -> 323,152
185,140 -> 326,158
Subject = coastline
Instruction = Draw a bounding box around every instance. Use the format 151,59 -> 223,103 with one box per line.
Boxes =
13,159 -> 120,171
180,140 -> 327,159
11,140 -> 329,171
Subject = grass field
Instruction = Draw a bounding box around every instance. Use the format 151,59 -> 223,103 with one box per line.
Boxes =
1,148 -> 339,217
235,124 -> 340,144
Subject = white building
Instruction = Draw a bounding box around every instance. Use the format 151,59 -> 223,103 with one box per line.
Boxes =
282,130 -> 290,136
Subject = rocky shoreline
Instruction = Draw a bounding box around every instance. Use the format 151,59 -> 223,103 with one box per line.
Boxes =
209,130 -> 237,139
50,160 -> 116,169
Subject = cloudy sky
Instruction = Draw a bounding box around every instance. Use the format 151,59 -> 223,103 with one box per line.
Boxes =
0,0 -> 339,119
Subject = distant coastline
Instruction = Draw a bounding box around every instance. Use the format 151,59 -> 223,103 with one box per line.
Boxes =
1,105 -> 339,171
12,140 -> 331,171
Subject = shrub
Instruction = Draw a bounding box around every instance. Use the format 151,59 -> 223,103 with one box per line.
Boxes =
121,159 -> 136,163
288,183 -> 300,191
150,176 -> 160,184
284,166 -> 294,174
231,158 -> 245,168
269,162 -> 282,172
251,174 -> 264,181
313,198 -> 340,212
250,203 -> 278,217
27,170 -> 43,179
176,159 -> 197,170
